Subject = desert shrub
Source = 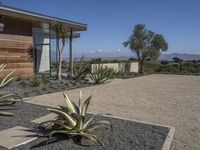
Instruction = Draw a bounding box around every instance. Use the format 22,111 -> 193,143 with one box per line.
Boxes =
181,62 -> 192,72
90,58 -> 102,64
192,60 -> 197,64
0,64 -> 22,116
40,92 -> 110,145
173,57 -> 183,63
73,67 -> 89,81
41,74 -> 49,84
129,58 -> 137,61
15,76 -> 22,82
105,67 -> 117,79
31,76 -> 40,87
143,61 -> 161,73
177,62 -> 200,73
156,63 -> 179,73
160,60 -> 169,65
195,64 -> 200,72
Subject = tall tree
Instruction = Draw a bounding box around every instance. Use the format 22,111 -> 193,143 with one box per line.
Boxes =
123,24 -> 168,73
51,23 -> 69,80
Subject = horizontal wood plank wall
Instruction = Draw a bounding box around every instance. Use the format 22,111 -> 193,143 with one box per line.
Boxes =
0,18 -> 33,77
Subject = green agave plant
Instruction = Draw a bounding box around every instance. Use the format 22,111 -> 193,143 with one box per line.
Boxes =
89,65 -> 117,84
89,65 -> 108,84
0,64 -> 23,116
41,91 -> 110,145
73,67 -> 88,81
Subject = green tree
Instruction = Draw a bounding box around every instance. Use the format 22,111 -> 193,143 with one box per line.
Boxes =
123,24 -> 168,73
51,23 -> 69,80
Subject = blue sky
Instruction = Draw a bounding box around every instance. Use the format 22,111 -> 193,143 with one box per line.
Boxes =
1,0 -> 200,57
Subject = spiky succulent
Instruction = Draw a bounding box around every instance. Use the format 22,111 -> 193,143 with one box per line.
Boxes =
73,67 -> 88,81
40,91 -> 110,145
90,65 -> 117,84
0,64 -> 23,116
89,65 -> 108,84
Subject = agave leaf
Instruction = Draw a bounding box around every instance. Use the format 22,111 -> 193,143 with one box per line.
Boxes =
49,130 -> 77,138
75,115 -> 84,131
81,95 -> 92,117
0,93 -> 22,102
63,93 -> 78,114
57,106 -> 78,119
84,120 -> 110,132
78,90 -> 82,114
47,108 -> 76,127
71,101 -> 79,115
59,105 -> 71,113
82,114 -> 100,129
79,132 -> 102,145
0,70 -> 15,88
40,120 -> 72,130
0,111 -> 14,116
0,101 -> 15,106
0,64 -> 6,72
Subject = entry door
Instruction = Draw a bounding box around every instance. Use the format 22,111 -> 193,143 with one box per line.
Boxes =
35,44 -> 50,73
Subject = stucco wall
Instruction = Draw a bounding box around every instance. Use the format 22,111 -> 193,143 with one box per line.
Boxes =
91,62 -> 139,73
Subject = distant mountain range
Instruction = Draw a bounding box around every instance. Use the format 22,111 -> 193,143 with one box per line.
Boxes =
53,53 -> 200,61
159,53 -> 200,61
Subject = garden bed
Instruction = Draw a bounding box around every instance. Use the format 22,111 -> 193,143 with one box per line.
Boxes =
0,103 -> 173,150
0,77 -> 92,99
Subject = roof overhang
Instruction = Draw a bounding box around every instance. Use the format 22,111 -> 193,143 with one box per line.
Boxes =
0,5 -> 87,31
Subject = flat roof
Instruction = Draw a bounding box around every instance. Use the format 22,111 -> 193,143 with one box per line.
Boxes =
0,4 -> 87,31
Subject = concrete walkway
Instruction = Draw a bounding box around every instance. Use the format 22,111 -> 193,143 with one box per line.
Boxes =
27,74 -> 200,150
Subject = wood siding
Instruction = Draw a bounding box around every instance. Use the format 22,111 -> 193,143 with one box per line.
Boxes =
0,18 -> 33,77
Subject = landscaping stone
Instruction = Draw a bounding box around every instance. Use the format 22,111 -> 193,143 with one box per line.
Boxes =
0,126 -> 37,150
31,113 -> 57,125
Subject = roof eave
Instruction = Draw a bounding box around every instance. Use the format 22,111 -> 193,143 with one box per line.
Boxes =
0,5 -> 87,31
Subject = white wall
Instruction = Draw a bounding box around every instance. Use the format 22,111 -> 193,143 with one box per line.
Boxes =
91,62 -> 139,73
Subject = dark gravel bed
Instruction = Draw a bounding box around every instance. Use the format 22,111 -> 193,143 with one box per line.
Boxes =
0,79 -> 93,99
0,103 -> 169,150
0,103 -> 49,131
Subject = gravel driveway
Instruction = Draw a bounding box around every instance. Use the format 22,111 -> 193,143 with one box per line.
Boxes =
27,74 -> 200,150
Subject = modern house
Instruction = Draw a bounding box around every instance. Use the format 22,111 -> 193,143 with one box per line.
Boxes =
0,4 -> 87,77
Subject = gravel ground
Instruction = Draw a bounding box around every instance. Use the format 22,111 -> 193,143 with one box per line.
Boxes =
27,74 -> 200,150
0,103 -> 49,131
0,79 -> 92,98
0,103 -> 169,150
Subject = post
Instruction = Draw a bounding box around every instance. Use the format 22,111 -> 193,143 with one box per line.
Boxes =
49,28 -> 52,77
69,28 -> 73,75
